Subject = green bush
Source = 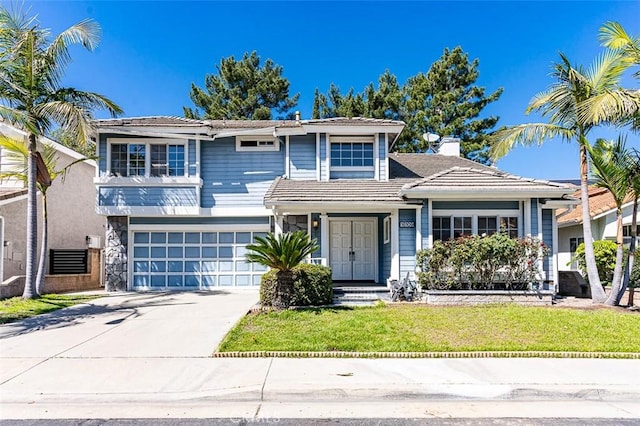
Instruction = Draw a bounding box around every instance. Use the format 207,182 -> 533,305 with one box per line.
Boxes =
629,253 -> 640,289
573,240 -> 618,285
416,233 -> 548,291
260,263 -> 333,307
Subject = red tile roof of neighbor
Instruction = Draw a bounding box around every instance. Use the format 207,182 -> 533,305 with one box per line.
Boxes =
557,186 -> 636,225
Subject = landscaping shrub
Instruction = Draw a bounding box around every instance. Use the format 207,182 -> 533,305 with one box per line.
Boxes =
573,240 -> 618,285
260,263 -> 332,307
416,233 -> 548,290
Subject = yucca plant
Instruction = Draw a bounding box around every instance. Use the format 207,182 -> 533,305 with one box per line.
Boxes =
246,231 -> 319,309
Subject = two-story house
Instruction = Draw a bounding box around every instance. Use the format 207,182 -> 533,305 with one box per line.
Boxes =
93,116 -> 575,292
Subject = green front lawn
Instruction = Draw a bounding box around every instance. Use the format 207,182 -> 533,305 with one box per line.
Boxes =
0,293 -> 100,324
219,304 -> 640,353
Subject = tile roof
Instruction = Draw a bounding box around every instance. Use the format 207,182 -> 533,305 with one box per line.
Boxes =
265,153 -> 568,204
402,167 -> 573,193
93,116 -> 206,127
557,186 -> 635,225
302,117 -> 405,126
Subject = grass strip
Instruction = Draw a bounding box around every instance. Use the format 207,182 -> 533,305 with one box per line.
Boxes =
218,304 -> 640,354
0,293 -> 100,324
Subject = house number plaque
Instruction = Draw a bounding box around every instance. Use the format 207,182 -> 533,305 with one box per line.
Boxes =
399,221 -> 415,228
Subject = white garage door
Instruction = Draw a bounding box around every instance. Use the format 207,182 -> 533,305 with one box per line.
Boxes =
131,230 -> 268,289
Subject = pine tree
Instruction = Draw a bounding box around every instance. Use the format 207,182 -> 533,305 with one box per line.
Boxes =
184,51 -> 299,120
398,46 -> 503,164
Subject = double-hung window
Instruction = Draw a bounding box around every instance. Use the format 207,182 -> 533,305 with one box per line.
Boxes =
109,139 -> 185,177
330,136 -> 374,169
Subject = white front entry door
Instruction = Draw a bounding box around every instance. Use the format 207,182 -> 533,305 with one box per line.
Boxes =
330,219 -> 376,281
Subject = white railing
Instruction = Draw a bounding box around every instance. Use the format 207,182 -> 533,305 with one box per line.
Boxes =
304,257 -> 327,266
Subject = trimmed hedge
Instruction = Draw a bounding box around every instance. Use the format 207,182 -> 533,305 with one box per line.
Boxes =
260,263 -> 333,307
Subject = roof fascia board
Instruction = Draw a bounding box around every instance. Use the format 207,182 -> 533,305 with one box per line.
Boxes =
592,199 -> 638,221
400,189 -> 572,199
0,122 -> 91,162
302,124 -> 404,134
97,128 -> 204,140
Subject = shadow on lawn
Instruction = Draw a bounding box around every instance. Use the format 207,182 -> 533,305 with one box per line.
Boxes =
0,290 -> 234,339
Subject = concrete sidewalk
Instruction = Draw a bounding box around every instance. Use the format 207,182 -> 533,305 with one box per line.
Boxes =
1,291 -> 639,420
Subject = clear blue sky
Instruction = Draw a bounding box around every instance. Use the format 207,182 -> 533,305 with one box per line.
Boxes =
13,0 -> 640,180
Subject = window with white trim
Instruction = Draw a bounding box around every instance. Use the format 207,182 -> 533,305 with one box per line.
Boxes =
500,217 -> 519,239
235,136 -> 279,151
329,135 -> 374,169
109,140 -> 186,177
432,215 -> 520,242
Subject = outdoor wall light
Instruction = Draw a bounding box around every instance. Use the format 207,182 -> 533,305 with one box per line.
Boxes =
312,220 -> 319,228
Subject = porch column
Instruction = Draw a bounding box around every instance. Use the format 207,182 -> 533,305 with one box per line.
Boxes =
552,210 -> 559,290
274,214 -> 284,236
415,205 -> 422,252
390,209 -> 400,280
320,213 -> 329,263
524,199 -> 532,236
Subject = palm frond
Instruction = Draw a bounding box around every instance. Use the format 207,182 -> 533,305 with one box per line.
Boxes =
587,136 -> 633,205
579,89 -> 640,126
488,123 -> 574,160
246,231 -> 319,272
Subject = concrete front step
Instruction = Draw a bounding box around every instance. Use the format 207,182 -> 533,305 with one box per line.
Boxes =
333,286 -> 390,306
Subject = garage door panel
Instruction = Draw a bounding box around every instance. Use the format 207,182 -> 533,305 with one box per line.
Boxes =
132,230 -> 266,290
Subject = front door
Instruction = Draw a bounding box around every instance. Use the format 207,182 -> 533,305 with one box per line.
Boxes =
330,219 -> 376,281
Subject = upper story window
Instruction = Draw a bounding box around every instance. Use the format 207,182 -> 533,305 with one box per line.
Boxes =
236,136 -> 279,151
329,136 -> 374,169
109,139 -> 185,177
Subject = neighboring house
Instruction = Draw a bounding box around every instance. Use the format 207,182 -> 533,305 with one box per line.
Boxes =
93,116 -> 576,291
0,122 -> 104,283
557,186 -> 638,271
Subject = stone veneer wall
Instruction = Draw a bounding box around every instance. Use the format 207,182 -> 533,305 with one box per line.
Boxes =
283,215 -> 308,233
105,216 -> 128,291
423,290 -> 554,306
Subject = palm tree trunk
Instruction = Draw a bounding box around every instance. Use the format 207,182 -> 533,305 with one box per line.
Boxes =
22,134 -> 38,299
579,142 -> 607,303
35,191 -> 48,296
605,209 -> 624,305
619,197 -> 637,306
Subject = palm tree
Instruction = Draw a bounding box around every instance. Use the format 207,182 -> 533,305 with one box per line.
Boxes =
490,51 -> 629,303
582,22 -> 640,129
0,136 -> 93,294
587,137 -> 634,305
246,231 -> 319,309
0,7 -> 122,299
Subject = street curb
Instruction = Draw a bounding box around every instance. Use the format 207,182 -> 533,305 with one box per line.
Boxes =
212,351 -> 640,359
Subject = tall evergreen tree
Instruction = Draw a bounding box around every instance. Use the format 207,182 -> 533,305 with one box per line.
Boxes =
312,70 -> 402,120
399,47 -> 503,164
184,51 -> 299,120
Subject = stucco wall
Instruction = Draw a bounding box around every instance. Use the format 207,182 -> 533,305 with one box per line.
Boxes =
0,147 -> 104,281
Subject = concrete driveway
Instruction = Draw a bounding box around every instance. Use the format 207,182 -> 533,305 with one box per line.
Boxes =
1,290 -> 640,420
0,290 -> 259,361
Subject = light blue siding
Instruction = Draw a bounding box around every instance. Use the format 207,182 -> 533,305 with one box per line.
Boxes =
382,216 -> 391,282
289,134 -> 316,180
98,134 -> 107,174
378,134 -> 387,180
421,201 -> 429,249
399,209 -> 416,279
542,209 -> 554,281
330,170 -> 375,179
319,133 -> 327,180
200,138 -> 284,208
432,201 -> 520,210
99,187 -> 198,207
130,216 -> 269,226
188,139 -> 197,177
531,199 -> 539,236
